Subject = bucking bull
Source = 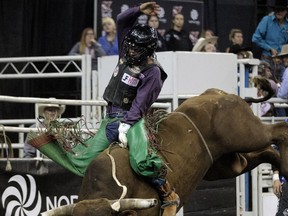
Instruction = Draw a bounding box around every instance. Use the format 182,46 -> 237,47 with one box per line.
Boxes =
42,77 -> 286,216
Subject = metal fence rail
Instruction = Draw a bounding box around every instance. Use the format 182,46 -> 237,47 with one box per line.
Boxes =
0,95 -> 172,156
0,55 -> 92,118
0,56 -> 83,77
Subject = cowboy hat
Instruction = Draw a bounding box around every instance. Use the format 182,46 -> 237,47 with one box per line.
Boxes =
192,36 -> 218,52
38,98 -> 65,117
268,0 -> 287,10
276,44 -> 288,57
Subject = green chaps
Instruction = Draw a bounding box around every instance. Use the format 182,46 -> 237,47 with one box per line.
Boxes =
127,119 -> 164,178
29,118 -> 165,178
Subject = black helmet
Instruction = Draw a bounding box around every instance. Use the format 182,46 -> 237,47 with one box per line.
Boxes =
123,24 -> 158,66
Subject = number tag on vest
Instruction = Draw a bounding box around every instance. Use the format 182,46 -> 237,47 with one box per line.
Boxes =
121,73 -> 140,87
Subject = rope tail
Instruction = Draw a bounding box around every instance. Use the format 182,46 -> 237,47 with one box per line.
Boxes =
172,112 -> 214,165
105,146 -> 128,211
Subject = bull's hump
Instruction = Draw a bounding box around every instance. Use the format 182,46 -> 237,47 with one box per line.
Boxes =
201,88 -> 228,96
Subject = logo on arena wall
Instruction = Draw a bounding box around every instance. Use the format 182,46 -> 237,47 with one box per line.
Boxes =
1,174 -> 79,215
138,14 -> 148,25
159,7 -> 167,24
189,9 -> 200,25
121,4 -> 129,13
2,175 -> 42,216
159,7 -> 165,19
172,6 -> 183,17
283,208 -> 288,216
101,1 -> 113,17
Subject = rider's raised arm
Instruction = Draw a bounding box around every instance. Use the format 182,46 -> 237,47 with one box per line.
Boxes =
116,6 -> 142,52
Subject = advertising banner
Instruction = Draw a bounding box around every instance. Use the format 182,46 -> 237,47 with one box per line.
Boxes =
96,0 -> 203,44
0,159 -> 82,216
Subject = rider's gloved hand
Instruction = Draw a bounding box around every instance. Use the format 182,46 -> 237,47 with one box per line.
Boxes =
118,122 -> 131,147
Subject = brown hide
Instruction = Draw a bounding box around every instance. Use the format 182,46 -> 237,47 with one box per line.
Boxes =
73,199 -> 114,216
204,146 -> 280,181
77,113 -> 211,216
78,146 -> 159,216
76,88 -> 288,216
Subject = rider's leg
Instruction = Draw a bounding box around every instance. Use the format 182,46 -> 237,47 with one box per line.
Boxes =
127,118 -> 179,216
28,117 -> 112,176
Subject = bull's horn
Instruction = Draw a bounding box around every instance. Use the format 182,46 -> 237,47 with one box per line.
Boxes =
39,198 -> 158,215
40,203 -> 75,216
110,198 -> 158,210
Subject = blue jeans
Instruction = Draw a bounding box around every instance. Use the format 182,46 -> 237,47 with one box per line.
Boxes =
106,120 -> 120,143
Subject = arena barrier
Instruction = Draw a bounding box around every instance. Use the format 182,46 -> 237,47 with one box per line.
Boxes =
236,58 -> 288,216
0,55 -> 93,118
0,96 -> 171,154
98,52 -> 238,110
1,52 -> 283,216
0,158 -> 83,215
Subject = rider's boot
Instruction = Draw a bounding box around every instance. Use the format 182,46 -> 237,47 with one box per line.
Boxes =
158,180 -> 180,216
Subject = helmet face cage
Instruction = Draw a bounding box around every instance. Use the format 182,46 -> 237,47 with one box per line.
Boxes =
123,24 -> 158,66
123,40 -> 151,66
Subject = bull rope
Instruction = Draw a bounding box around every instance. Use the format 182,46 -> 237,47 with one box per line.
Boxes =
105,146 -> 127,212
172,112 -> 214,164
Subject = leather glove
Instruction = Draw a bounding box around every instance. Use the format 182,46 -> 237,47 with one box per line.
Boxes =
118,122 -> 131,147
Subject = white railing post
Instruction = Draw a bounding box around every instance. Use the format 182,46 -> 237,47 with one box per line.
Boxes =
0,54 -> 91,149
237,58 -> 260,216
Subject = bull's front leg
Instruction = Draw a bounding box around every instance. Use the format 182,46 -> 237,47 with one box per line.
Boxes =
240,146 -> 280,173
204,145 -> 280,181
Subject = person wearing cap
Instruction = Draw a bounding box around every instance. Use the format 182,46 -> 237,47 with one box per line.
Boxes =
265,45 -> 288,213
23,102 -> 65,158
271,41 -> 288,211
276,44 -> 288,100
252,0 -> 288,77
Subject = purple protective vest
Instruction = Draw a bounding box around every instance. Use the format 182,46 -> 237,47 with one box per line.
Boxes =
103,59 -> 163,110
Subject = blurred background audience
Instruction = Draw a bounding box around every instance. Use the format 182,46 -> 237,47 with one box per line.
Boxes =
69,27 -> 105,70
98,17 -> 118,56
